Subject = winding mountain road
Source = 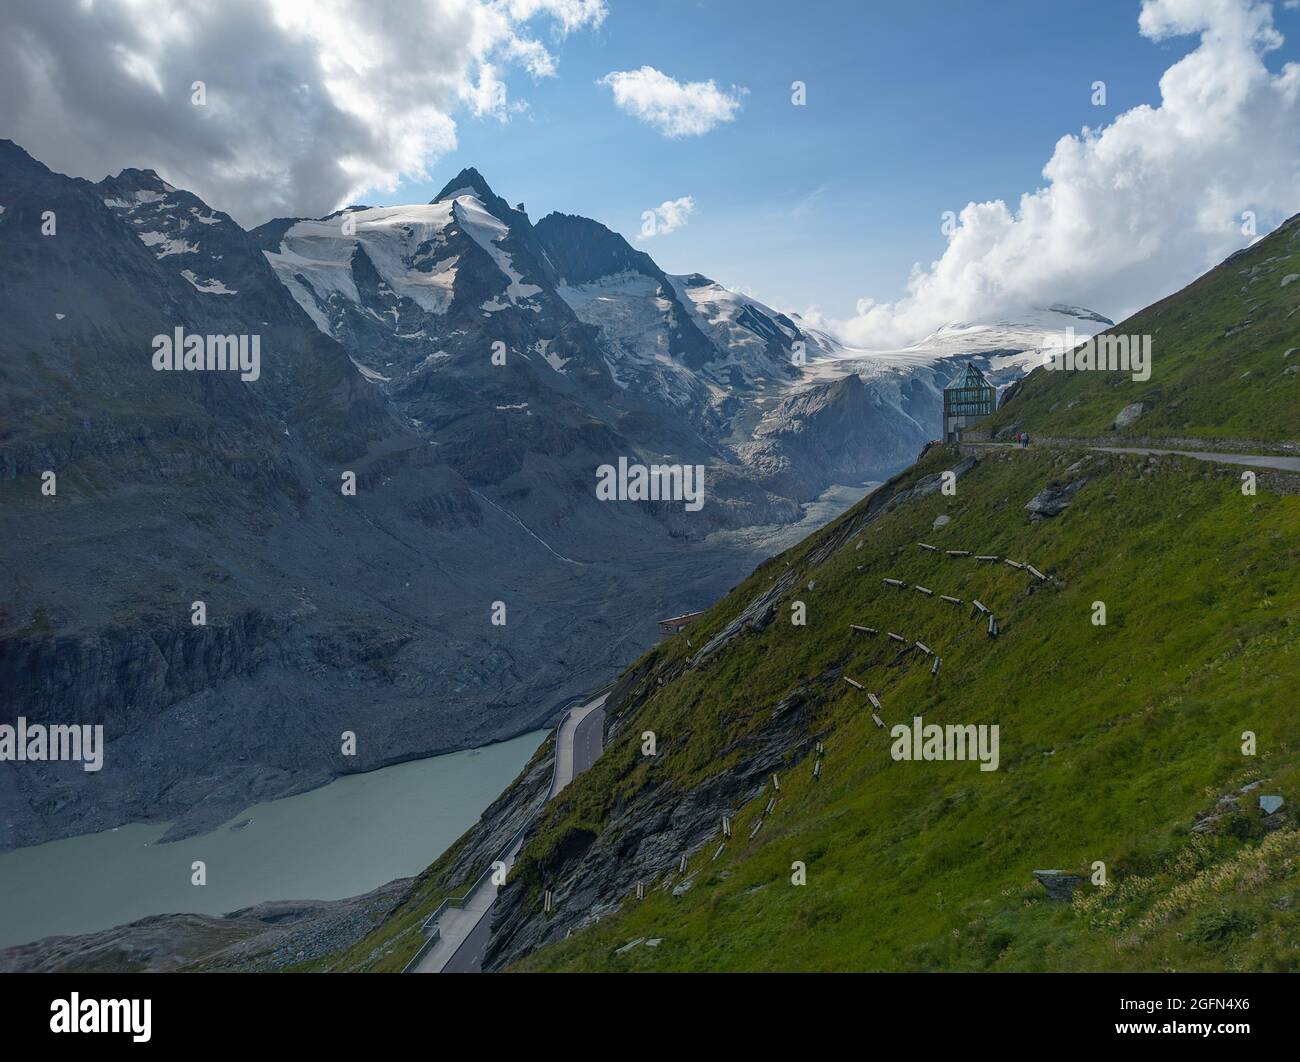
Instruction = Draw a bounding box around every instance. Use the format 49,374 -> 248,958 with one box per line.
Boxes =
564,697 -> 607,782
966,440 -> 1300,472
419,692 -> 608,974
1082,445 -> 1300,472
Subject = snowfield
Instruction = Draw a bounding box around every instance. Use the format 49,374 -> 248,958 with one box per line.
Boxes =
264,204 -> 461,333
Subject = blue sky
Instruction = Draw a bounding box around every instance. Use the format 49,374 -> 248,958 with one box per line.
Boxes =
377,0 -> 1300,321
9,0 -> 1294,339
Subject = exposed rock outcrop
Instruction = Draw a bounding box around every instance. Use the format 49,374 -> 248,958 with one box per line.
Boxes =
484,673 -> 833,969
1114,402 -> 1145,429
1025,477 -> 1090,519
1033,870 -> 1086,902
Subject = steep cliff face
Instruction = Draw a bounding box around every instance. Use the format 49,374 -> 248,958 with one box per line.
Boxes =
535,211 -> 723,376
485,660 -> 832,967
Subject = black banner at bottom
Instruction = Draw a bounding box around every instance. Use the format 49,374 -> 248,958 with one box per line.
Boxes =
0,971 -> 1289,1048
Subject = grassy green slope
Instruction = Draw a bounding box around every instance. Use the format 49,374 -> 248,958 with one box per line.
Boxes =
511,445 -> 1299,971
978,212 -> 1300,444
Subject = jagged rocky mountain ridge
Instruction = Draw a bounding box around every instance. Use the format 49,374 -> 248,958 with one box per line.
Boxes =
249,165 -> 1114,501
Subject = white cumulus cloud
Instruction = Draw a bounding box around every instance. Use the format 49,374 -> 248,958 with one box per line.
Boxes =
503,0 -> 608,32
639,195 -> 696,239
599,66 -> 746,137
0,0 -> 607,226
829,0 -> 1300,349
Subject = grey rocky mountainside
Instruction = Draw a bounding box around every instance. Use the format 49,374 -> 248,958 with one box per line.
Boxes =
0,145 -> 913,852
0,145 -> 763,850
0,143 -> 1078,855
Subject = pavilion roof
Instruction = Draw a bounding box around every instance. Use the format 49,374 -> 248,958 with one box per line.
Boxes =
945,361 -> 993,391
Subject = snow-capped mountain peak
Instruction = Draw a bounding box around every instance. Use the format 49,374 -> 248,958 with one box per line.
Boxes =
433,165 -> 499,205
241,166 -> 1110,509
97,167 -> 246,297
